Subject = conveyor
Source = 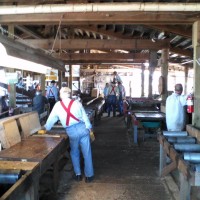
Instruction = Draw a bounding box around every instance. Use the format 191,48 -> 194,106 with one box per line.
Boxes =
158,128 -> 200,200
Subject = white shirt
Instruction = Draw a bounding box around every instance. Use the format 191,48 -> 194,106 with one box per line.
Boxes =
45,98 -> 92,130
46,85 -> 58,101
166,93 -> 187,131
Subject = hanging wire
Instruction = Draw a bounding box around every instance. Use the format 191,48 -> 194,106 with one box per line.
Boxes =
50,14 -> 63,54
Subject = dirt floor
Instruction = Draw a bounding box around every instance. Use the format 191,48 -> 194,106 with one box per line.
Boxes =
36,113 -> 182,200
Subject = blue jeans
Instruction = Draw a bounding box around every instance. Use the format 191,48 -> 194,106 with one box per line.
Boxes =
107,95 -> 117,116
66,122 -> 94,177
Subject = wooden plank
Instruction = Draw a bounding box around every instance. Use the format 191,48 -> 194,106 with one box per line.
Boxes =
0,119 -> 21,149
0,137 -> 68,174
0,160 -> 38,171
186,124 -> 200,142
18,112 -> 41,138
178,158 -> 190,179
161,161 -> 177,177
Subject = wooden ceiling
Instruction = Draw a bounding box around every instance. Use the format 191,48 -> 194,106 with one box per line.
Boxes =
0,0 -> 199,71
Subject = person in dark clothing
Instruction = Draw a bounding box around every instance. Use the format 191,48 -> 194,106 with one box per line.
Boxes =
1,95 -> 9,118
33,90 -> 48,115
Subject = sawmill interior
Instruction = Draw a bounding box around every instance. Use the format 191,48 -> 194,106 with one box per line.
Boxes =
0,0 -> 200,200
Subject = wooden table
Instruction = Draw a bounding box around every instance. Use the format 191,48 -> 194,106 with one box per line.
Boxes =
0,160 -> 40,200
0,136 -> 69,194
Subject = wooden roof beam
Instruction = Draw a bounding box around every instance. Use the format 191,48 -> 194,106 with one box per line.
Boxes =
18,39 -> 169,50
0,12 -> 197,25
53,52 -> 149,64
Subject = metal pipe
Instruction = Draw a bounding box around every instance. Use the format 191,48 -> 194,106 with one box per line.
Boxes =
174,144 -> 200,152
0,3 -> 200,15
167,136 -> 196,144
0,170 -> 22,184
184,153 -> 200,163
163,131 -> 188,137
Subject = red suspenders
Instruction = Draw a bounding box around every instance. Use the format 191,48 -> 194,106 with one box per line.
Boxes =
49,88 -> 54,97
60,100 -> 80,126
109,86 -> 116,95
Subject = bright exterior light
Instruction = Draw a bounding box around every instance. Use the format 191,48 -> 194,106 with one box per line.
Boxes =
0,43 -> 51,74
144,62 -> 149,67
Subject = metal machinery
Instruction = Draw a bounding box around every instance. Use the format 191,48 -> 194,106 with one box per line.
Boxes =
158,125 -> 200,200
125,97 -> 165,144
82,96 -> 105,125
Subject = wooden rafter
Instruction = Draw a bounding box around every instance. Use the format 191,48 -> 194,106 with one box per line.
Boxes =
0,12 -> 197,25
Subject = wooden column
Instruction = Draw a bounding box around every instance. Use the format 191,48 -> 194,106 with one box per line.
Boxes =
184,65 -> 189,94
192,21 -> 200,128
161,49 -> 169,101
8,25 -> 16,108
69,65 -> 73,96
148,51 -> 157,98
141,64 -> 145,97
40,74 -> 46,94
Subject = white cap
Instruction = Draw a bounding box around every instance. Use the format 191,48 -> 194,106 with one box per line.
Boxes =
60,87 -> 71,99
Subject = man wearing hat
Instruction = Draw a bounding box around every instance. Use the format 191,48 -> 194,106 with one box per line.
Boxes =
44,87 -> 94,183
46,80 -> 59,113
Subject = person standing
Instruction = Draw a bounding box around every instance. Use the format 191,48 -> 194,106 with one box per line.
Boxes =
166,83 -> 187,131
103,83 -> 109,113
44,87 -> 94,183
117,81 -> 126,117
1,95 -> 9,118
46,80 -> 58,113
32,90 -> 48,115
113,71 -> 122,83
107,81 -> 119,117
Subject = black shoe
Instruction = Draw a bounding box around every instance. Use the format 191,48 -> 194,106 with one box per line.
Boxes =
73,174 -> 82,182
85,176 -> 94,183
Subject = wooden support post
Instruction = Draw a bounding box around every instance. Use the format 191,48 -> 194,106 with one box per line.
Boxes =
180,172 -> 191,200
192,21 -> 200,128
159,144 -> 166,177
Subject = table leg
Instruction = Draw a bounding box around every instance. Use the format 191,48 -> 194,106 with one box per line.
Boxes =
133,124 -> 138,144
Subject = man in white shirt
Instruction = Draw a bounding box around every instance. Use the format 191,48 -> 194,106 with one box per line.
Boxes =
45,87 -> 94,183
166,83 -> 187,131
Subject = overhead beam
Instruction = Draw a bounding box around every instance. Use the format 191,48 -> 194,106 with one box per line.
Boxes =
53,52 -> 149,64
18,39 -> 169,50
0,3 -> 200,14
0,12 -> 197,25
0,35 -> 65,71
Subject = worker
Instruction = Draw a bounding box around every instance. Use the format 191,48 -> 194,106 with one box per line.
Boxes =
113,71 -> 122,84
103,83 -> 109,113
32,90 -> 48,115
166,83 -> 187,131
46,80 -> 58,113
107,81 -> 119,117
44,87 -> 94,183
117,81 -> 126,117
1,95 -> 9,118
